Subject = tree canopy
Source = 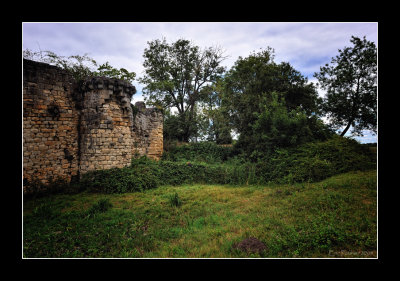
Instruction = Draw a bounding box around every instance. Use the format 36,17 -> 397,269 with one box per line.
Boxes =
219,48 -> 329,158
138,38 -> 227,142
314,36 -> 377,136
23,35 -> 376,150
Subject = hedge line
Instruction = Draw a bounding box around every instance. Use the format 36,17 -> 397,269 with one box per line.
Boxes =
25,136 -> 376,195
79,136 -> 375,193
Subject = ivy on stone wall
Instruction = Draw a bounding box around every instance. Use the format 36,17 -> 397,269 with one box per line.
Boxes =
23,49 -> 136,84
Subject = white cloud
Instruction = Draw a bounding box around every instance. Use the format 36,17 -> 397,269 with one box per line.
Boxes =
345,129 -> 377,144
23,22 -> 377,138
23,22 -> 377,80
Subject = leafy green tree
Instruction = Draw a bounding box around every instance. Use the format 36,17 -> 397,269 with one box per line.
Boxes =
139,38 -> 226,142
314,36 -> 377,136
200,79 -> 233,144
247,92 -> 331,160
163,106 -> 209,143
221,48 -> 326,157
163,110 -> 185,142
94,62 -> 136,83
223,48 -> 321,135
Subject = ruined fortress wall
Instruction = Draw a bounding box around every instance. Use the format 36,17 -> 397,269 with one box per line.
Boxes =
23,59 -> 80,185
23,59 -> 163,189
79,78 -> 136,174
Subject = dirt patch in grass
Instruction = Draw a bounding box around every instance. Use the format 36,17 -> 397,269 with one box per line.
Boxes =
361,199 -> 373,205
233,237 -> 267,254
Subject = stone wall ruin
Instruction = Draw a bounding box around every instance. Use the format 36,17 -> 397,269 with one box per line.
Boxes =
23,59 -> 163,191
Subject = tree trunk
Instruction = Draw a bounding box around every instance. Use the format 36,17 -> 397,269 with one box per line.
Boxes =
181,118 -> 190,143
340,119 -> 353,136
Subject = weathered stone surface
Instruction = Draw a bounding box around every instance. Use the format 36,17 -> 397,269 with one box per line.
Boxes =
23,59 -> 79,188
132,102 -> 163,160
23,59 -> 163,192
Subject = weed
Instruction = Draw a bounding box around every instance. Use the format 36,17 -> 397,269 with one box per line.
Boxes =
86,198 -> 113,217
32,202 -> 60,220
168,192 -> 182,207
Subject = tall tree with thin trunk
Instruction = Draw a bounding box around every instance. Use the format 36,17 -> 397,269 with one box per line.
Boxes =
139,38 -> 226,142
314,36 -> 377,137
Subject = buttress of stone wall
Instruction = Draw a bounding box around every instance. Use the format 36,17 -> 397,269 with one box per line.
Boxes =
132,102 -> 163,160
79,77 -> 136,174
23,59 -> 79,186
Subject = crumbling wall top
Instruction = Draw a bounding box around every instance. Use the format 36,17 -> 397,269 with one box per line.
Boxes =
23,59 -> 75,84
80,77 -> 136,98
134,101 -> 163,115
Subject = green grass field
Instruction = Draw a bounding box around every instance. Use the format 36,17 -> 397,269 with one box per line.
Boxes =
23,170 -> 377,258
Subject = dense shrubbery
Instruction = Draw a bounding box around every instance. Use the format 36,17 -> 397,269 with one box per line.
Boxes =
24,135 -> 375,195
232,92 -> 334,161
79,158 -> 260,193
75,135 -> 375,193
158,161 -> 257,185
256,135 -> 376,184
162,141 -> 233,163
80,163 -> 159,194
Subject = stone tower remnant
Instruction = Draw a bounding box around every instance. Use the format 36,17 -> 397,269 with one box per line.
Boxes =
23,59 -> 163,192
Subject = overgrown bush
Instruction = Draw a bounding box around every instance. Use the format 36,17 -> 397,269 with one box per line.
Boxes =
256,135 -> 376,183
162,141 -> 233,163
77,157 -> 260,193
157,161 -> 261,186
76,136 -> 375,193
80,163 -> 159,194
26,135 -> 375,195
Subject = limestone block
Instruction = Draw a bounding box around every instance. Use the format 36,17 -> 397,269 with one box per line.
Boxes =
23,59 -> 164,189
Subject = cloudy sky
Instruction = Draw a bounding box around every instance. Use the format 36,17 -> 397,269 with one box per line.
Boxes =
22,22 -> 378,143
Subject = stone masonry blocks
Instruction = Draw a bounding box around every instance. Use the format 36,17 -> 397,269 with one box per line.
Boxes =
23,59 -> 163,192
